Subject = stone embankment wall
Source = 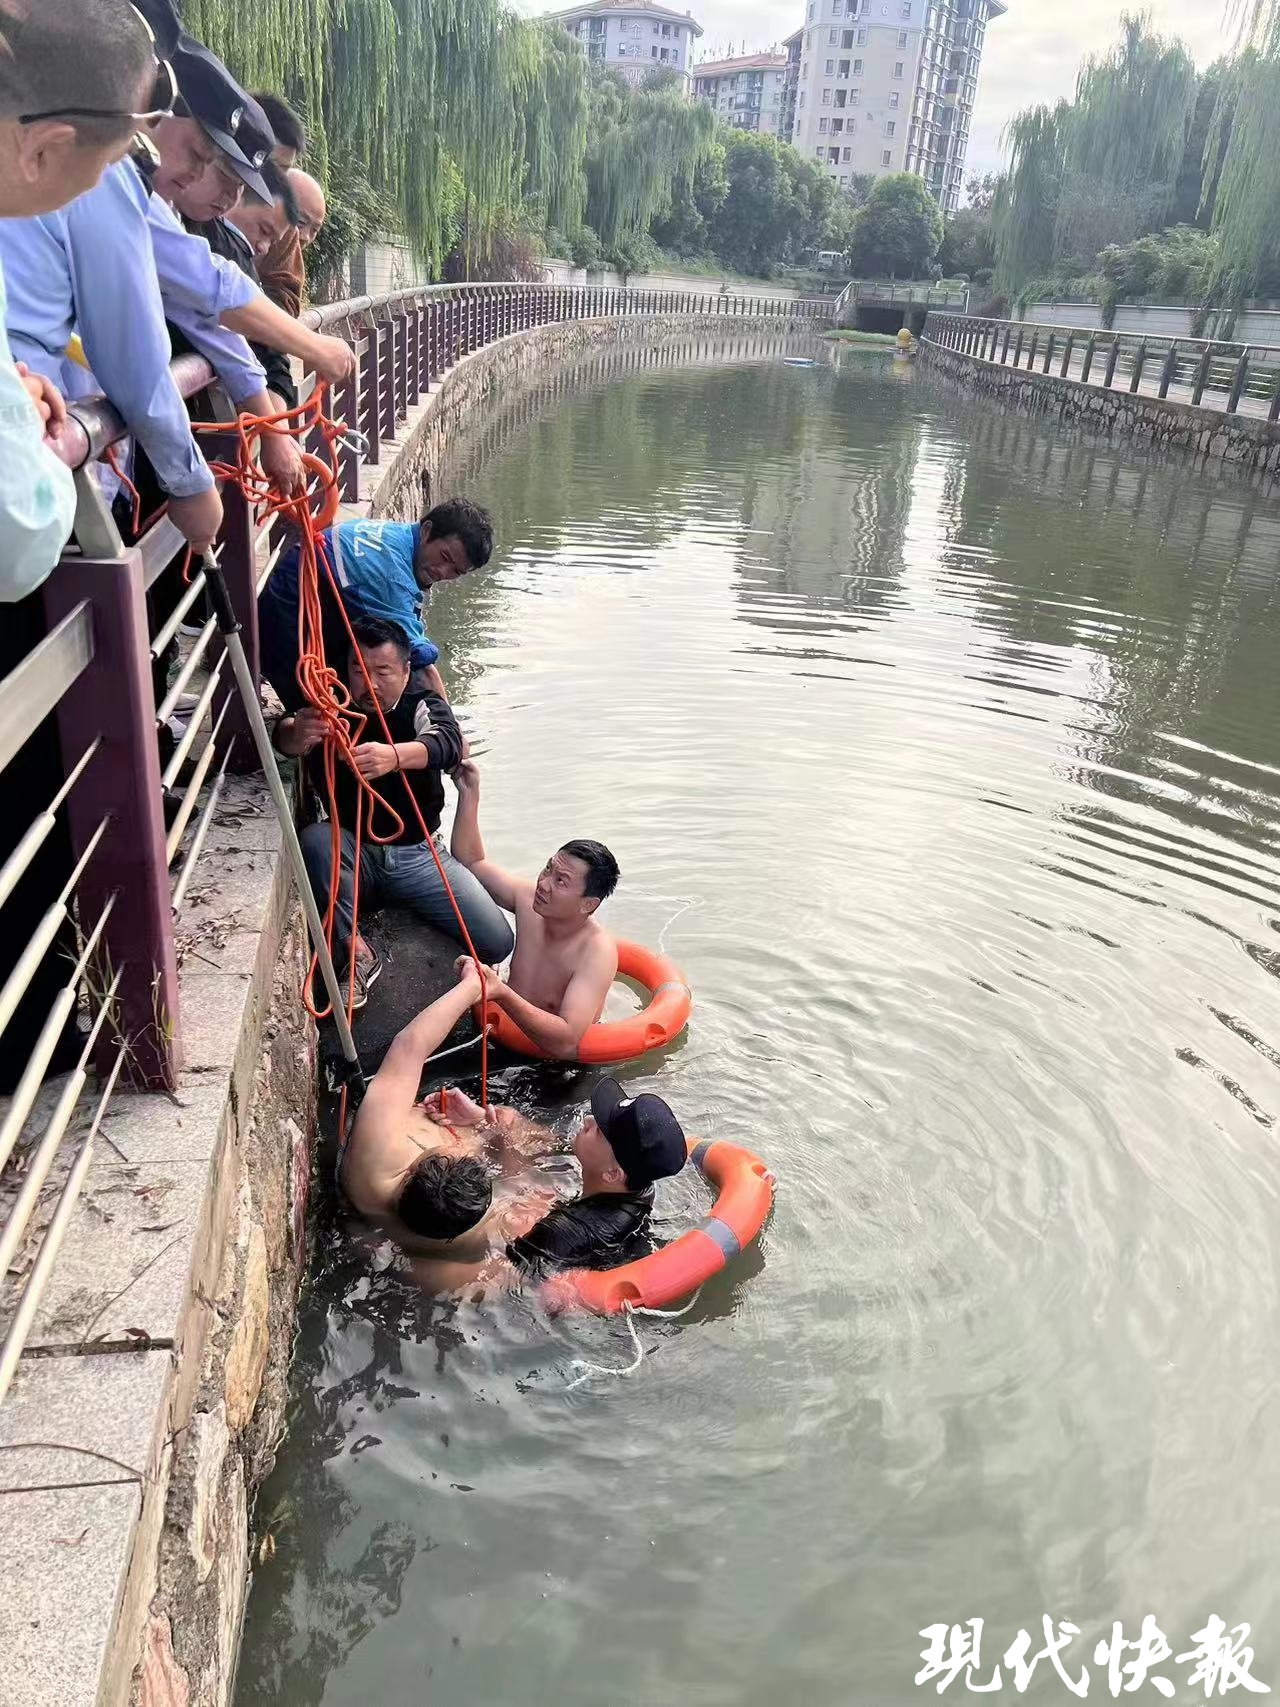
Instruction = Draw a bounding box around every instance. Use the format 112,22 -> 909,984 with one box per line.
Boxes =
368,313 -> 820,520
920,338 -> 1280,486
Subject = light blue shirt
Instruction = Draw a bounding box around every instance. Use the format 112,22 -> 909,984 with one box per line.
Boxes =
146,193 -> 266,406
0,260 -> 76,602
330,520 -> 439,668
0,160 -> 266,498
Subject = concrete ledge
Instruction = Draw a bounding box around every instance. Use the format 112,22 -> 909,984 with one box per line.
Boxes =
0,770 -> 317,1707
920,337 -> 1280,487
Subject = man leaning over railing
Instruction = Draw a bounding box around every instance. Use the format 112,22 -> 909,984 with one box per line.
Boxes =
0,12 -> 354,562
0,0 -> 161,601
0,0 -> 171,1100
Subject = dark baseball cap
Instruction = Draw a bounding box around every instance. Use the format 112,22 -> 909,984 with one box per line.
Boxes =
170,34 -> 275,201
590,1078 -> 688,1190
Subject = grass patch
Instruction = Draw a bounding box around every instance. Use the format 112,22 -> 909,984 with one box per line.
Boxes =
822,329 -> 901,347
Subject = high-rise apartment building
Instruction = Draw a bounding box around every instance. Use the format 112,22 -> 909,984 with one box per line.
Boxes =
786,0 -> 1005,211
551,0 -> 703,86
691,53 -> 789,135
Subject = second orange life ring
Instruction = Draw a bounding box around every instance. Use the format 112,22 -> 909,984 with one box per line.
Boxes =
479,939 -> 691,1065
539,1136 -> 774,1315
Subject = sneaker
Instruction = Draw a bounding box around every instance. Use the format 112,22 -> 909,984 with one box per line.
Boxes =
339,947 -> 382,1012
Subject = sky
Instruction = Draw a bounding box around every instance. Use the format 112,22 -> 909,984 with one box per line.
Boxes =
622,0 -> 1235,176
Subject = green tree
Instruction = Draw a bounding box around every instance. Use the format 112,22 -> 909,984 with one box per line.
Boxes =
847,173 -> 944,277
938,207 -> 995,281
1207,6 -> 1280,298
583,67 -> 716,249
702,130 -> 837,275
649,142 -> 729,257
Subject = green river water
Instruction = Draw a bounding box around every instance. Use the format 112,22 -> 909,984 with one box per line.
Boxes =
236,338 -> 1280,1706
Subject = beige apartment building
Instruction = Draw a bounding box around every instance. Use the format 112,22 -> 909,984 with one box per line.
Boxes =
691,53 -> 789,135
551,0 -> 703,86
784,0 -> 1005,210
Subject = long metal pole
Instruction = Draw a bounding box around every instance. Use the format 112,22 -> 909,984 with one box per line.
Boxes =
203,553 -> 361,1074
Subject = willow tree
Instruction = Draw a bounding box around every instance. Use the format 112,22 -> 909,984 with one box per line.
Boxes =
1207,4 -> 1280,297
993,15 -> 1197,295
182,0 -> 589,275
583,69 -> 716,250
992,102 -> 1070,295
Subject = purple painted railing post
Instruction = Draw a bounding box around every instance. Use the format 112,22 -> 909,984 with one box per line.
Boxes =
42,552 -> 180,1089
199,433 -> 260,772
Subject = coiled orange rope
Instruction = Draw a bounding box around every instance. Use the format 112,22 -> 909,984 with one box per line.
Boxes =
192,385 -> 491,1115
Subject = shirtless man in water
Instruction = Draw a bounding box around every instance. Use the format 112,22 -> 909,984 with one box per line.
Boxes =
449,758 -> 620,1059
342,970 -> 687,1297
339,965 -> 557,1293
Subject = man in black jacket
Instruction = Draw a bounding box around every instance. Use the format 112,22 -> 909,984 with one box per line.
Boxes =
274,616 -> 515,1006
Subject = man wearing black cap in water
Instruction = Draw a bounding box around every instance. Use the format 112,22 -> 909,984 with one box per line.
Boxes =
503,1076 -> 689,1278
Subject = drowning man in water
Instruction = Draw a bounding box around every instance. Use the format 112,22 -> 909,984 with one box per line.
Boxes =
341,971 -> 688,1297
449,758 -> 620,1059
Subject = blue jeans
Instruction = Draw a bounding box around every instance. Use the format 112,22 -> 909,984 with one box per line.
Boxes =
299,824 -> 515,966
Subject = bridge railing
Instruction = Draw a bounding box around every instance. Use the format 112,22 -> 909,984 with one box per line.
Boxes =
834,280 -> 971,318
0,280 -> 824,1389
923,310 -> 1280,420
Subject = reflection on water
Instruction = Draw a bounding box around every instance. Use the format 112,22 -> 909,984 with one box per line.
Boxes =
237,344 -> 1280,1707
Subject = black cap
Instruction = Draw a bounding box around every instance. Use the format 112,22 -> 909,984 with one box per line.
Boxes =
171,34 -> 275,201
590,1078 -> 687,1191
130,0 -> 181,58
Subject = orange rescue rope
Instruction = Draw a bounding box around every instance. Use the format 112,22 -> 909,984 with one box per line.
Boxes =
191,385 -> 491,1116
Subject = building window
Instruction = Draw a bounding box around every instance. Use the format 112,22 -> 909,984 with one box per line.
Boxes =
819,116 -> 829,131
798,89 -> 805,105
825,57 -> 834,72
832,116 -> 843,131
850,88 -> 861,104
651,44 -> 657,56
828,147 -> 840,162
881,148 -> 892,164
842,146 -> 852,161
853,57 -> 863,72
828,27 -> 838,42
840,174 -> 848,185
857,26 -> 867,43
835,87 -> 847,105
814,146 -> 824,157
885,119 -> 895,135
822,86 -> 832,103
900,0 -> 911,13
661,22 -> 671,34
889,90 -> 900,108
837,58 -> 850,76
832,0 -> 843,12
898,28 -> 909,45
893,61 -> 904,77
841,27 -> 854,45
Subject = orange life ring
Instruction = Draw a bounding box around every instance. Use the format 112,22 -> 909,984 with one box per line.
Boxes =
478,939 -> 691,1065
541,1137 -> 774,1314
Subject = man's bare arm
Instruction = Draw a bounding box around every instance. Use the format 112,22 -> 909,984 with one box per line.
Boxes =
485,939 -> 618,1061
350,972 -> 480,1149
449,758 -> 527,912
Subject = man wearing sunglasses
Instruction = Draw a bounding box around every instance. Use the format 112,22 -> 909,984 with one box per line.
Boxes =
0,0 -> 161,600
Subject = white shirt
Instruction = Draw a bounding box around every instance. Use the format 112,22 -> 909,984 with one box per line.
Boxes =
0,258 -> 75,604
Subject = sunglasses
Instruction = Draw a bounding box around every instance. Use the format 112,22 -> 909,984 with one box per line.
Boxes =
18,4 -> 176,128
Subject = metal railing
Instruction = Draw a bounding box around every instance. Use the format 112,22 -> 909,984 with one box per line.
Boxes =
835,279 -> 972,317
923,311 -> 1280,421
0,278 -> 824,1392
